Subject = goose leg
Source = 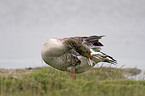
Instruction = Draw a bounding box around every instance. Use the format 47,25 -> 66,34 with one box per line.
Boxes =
70,67 -> 76,80
71,71 -> 76,80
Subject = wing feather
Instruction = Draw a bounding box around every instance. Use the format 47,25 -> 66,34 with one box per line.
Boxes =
83,35 -> 105,52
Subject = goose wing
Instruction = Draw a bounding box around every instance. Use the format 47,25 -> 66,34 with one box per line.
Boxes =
83,35 -> 117,65
83,35 -> 105,52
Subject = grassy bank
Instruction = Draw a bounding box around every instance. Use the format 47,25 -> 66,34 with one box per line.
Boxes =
0,67 -> 145,96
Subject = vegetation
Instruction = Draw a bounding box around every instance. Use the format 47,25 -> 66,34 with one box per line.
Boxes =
0,67 -> 145,96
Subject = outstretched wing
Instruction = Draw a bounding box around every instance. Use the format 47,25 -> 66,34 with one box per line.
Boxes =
83,35 -> 105,52
66,35 -> 117,65
83,35 -> 117,65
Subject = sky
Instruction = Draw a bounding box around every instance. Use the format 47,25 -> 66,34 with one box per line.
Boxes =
0,0 -> 145,69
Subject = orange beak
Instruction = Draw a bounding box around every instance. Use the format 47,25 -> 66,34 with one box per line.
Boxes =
87,54 -> 92,59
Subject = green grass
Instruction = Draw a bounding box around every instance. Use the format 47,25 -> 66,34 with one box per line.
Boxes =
0,67 -> 145,96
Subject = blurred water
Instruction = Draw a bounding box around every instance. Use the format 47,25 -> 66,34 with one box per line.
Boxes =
0,0 -> 145,71
0,59 -> 43,69
0,58 -> 144,70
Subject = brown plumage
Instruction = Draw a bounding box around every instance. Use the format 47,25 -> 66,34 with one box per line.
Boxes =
41,35 -> 117,79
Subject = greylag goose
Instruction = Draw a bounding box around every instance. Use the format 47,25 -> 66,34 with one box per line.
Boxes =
41,35 -> 117,79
